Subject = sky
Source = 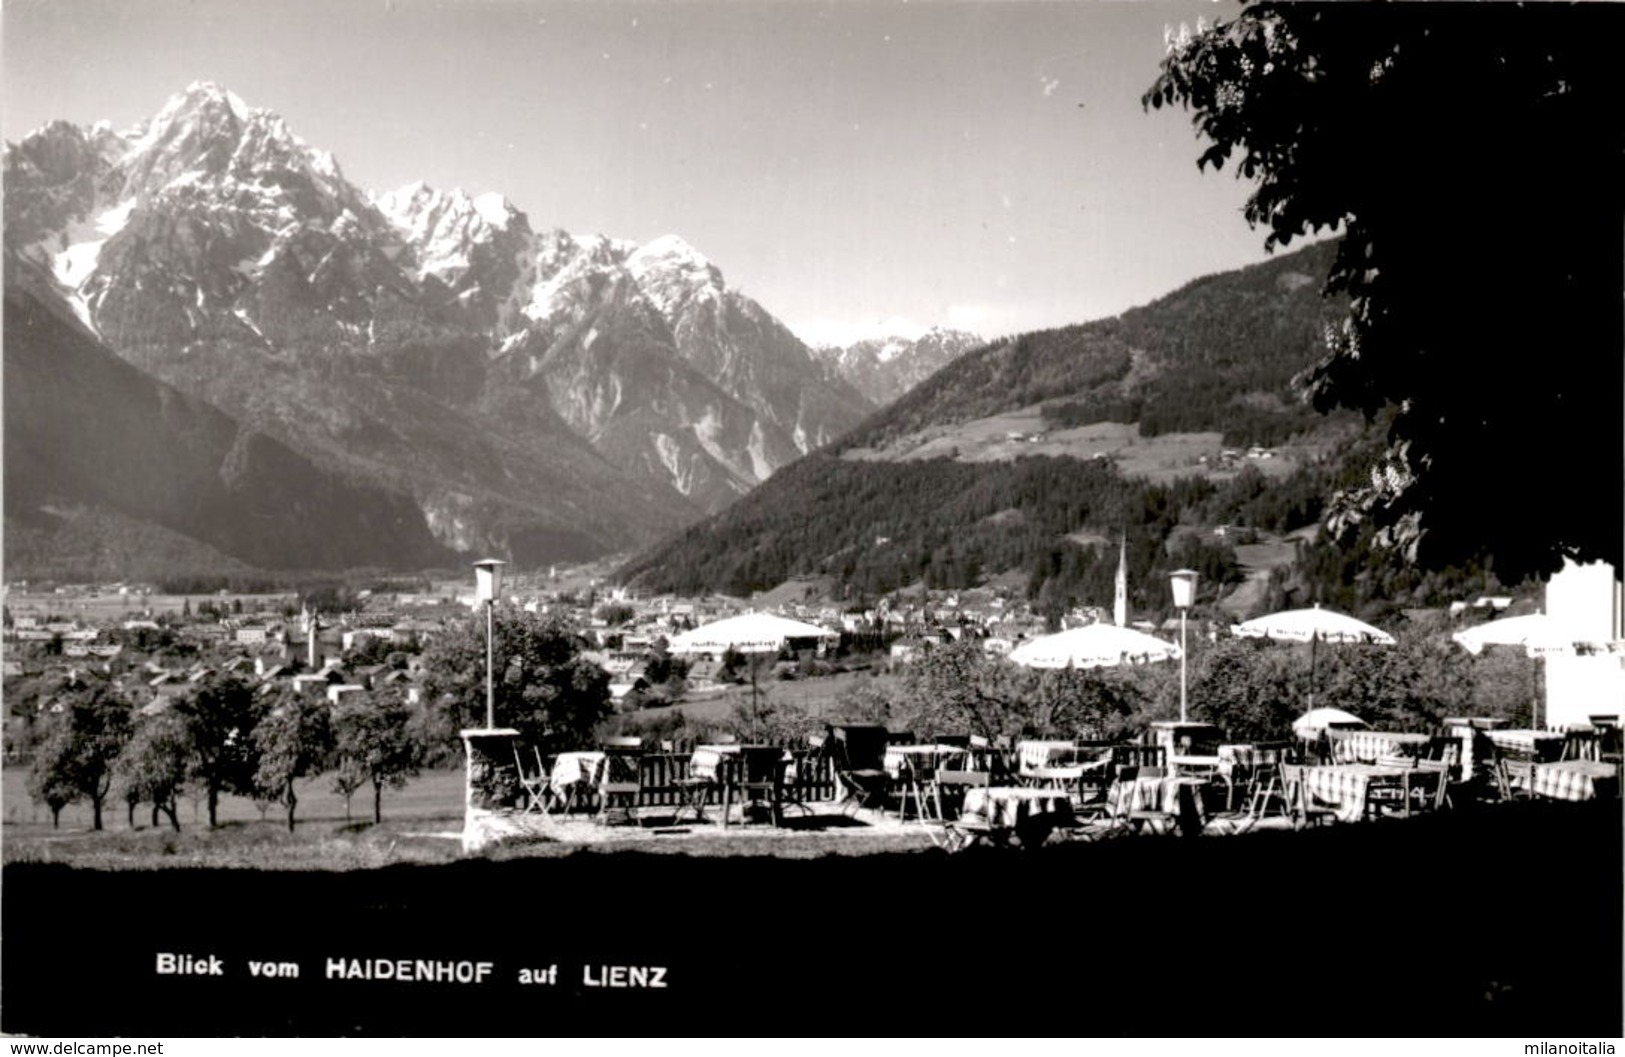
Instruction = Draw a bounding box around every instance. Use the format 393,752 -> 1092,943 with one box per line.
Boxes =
2,0 -> 1276,346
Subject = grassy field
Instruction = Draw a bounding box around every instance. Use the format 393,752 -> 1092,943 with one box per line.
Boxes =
0,750 -> 939,869
627,666 -> 885,728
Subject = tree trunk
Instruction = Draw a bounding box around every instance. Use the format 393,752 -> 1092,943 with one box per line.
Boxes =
150,802 -> 160,827
164,799 -> 180,833
50,804 -> 62,829
207,786 -> 220,828
91,795 -> 104,831
127,800 -> 137,829
285,784 -> 298,832
373,780 -> 383,825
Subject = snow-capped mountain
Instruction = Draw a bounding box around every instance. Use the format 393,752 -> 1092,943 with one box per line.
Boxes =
4,82 -> 875,569
811,327 -> 985,408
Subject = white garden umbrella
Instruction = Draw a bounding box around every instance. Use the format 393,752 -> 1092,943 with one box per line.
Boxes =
667,612 -> 837,655
1451,612 -> 1605,658
1451,612 -> 1611,727
667,612 -> 837,739
1007,622 -> 1182,669
1233,603 -> 1395,709
1291,707 -> 1369,739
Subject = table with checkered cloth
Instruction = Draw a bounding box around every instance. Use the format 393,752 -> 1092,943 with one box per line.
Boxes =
1486,729 -> 1568,762
1015,740 -> 1077,776
960,786 -> 1075,831
1330,731 -> 1431,764
883,744 -> 969,778
549,751 -> 606,796
1107,774 -> 1209,826
1297,764 -> 1413,823
1513,760 -> 1620,801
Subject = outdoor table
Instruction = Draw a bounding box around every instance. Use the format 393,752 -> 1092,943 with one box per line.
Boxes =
1329,730 -> 1431,764
1108,773 -> 1209,833
884,745 -> 968,820
549,750 -> 606,810
1444,717 -> 1509,731
1296,763 -> 1413,823
1513,760 -> 1621,802
960,786 -> 1075,844
1025,747 -> 1111,792
1015,740 -> 1077,776
1486,729 -> 1567,762
883,744 -> 969,778
1170,754 -> 1234,811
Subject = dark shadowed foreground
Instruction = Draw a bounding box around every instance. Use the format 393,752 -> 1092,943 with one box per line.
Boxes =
4,801 -> 1619,1037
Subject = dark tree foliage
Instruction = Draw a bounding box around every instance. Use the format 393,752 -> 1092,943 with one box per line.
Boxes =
173,675 -> 266,827
253,692 -> 334,832
332,690 -> 420,824
419,610 -> 611,757
115,710 -> 191,831
1148,4 -> 1624,580
26,684 -> 133,831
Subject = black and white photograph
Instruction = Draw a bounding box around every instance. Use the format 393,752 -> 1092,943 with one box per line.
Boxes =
2,0 -> 1621,1040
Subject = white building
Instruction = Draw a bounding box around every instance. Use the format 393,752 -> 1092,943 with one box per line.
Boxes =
1542,559 -> 1624,729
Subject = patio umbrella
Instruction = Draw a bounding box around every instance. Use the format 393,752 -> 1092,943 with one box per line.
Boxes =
1451,612 -> 1605,658
667,613 -> 838,738
666,612 -> 838,655
1233,604 -> 1395,710
1007,622 -> 1182,669
1291,706 -> 1369,739
1451,612 -> 1609,727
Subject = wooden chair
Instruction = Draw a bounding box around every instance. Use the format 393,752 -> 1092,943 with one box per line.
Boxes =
934,770 -> 994,852
1413,758 -> 1453,812
512,744 -> 550,816
672,749 -> 721,824
1281,764 -> 1335,829
828,724 -> 891,816
1236,740 -> 1294,812
1493,745 -> 1540,801
597,737 -> 644,826
1366,757 -> 1417,819
1112,743 -> 1166,770
1245,759 -> 1292,828
737,745 -> 787,827
895,755 -> 940,822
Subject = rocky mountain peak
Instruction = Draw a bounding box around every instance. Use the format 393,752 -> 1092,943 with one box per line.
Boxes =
625,233 -> 725,318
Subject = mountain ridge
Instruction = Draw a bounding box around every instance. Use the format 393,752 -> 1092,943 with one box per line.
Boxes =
4,82 -> 873,569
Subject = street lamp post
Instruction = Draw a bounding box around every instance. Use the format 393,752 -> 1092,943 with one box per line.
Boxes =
473,559 -> 506,730
1169,569 -> 1199,724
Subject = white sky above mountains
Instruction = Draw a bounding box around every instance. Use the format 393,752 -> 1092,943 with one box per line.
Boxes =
3,0 -> 1278,346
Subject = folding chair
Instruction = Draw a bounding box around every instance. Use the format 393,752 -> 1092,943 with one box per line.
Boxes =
597,737 -> 644,826
1413,758 -> 1453,812
737,745 -> 787,827
512,744 -> 551,816
933,770 -> 993,852
1281,764 -> 1335,829
1493,746 -> 1539,801
1124,766 -> 1180,835
828,724 -> 891,816
672,748 -> 722,824
1366,758 -> 1416,820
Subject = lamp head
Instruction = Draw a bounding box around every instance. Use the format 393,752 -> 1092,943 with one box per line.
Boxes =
1169,568 -> 1199,610
473,559 -> 506,604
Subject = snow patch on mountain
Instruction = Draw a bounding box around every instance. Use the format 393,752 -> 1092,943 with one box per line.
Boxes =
625,234 -> 724,319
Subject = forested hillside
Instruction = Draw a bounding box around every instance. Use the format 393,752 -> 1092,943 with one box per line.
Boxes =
619,452 -> 1338,613
837,239 -> 1345,453
619,238 -> 1518,618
